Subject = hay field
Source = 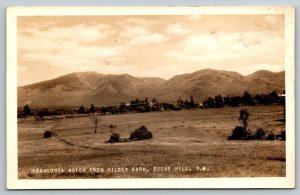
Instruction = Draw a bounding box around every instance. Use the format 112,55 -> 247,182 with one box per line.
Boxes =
18,105 -> 286,179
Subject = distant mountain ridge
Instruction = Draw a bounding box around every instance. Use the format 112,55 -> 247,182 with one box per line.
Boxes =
18,69 -> 284,108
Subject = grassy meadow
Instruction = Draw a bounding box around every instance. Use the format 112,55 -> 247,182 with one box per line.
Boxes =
18,105 -> 286,179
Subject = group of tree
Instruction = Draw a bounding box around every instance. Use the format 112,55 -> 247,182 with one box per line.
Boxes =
228,108 -> 285,141
177,96 -> 197,109
203,91 -> 284,108
18,90 -> 285,119
70,96 -> 198,116
18,104 -> 77,119
76,98 -> 161,115
77,104 -> 93,114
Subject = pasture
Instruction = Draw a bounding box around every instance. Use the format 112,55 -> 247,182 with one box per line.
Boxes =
18,105 -> 286,179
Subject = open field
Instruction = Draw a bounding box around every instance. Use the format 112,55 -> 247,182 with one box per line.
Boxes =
18,105 -> 286,179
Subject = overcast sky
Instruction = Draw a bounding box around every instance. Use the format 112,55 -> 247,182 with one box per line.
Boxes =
17,15 -> 284,86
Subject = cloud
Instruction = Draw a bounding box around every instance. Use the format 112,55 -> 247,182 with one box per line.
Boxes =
18,15 -> 285,85
120,26 -> 168,45
21,45 -> 119,67
167,31 -> 284,67
186,15 -> 202,20
165,23 -> 191,35
18,22 -> 120,71
48,24 -> 110,42
118,17 -> 149,25
19,23 -> 112,48
237,64 -> 284,75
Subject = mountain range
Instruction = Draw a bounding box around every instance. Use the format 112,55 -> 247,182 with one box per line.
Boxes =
18,69 -> 285,108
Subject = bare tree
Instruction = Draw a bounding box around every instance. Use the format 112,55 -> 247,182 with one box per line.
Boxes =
89,113 -> 100,133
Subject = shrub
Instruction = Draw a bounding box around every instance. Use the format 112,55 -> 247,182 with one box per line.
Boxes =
266,131 -> 275,140
89,104 -> 95,114
276,130 -> 286,141
23,104 -> 32,116
254,128 -> 266,140
130,125 -> 153,141
37,108 -> 51,118
228,126 -> 252,140
108,133 -> 120,143
77,105 -> 85,114
109,124 -> 118,128
44,130 -> 54,138
280,130 -> 286,141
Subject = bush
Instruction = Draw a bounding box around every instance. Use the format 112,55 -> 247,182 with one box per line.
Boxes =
129,125 -> 153,141
44,130 -> 54,138
108,133 -> 120,143
280,130 -> 286,141
228,126 -> 252,140
275,130 -> 286,141
254,128 -> 266,140
266,131 -> 275,140
109,124 -> 118,128
23,104 -> 32,116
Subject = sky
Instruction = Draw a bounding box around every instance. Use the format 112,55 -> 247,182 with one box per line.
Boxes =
17,14 -> 284,86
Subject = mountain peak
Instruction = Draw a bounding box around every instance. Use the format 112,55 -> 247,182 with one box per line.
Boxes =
18,69 -> 285,108
193,68 -> 243,76
248,69 -> 284,76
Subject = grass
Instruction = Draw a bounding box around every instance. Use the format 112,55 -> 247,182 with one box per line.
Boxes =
18,105 -> 286,179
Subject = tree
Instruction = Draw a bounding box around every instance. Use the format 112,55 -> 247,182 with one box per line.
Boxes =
214,95 -> 224,108
205,97 -> 215,108
89,104 -> 95,114
228,109 -> 252,140
269,91 -> 279,103
282,90 -> 286,119
239,109 -> 250,131
144,97 -> 150,112
78,105 -> 85,114
242,91 -> 255,106
23,104 -> 32,116
100,106 -> 108,114
37,108 -> 50,118
255,94 -> 263,104
152,97 -> 161,111
177,97 -> 184,108
152,97 -> 159,104
89,115 -> 99,133
119,102 -> 127,113
88,105 -> 99,133
184,99 -> 191,109
230,96 -> 242,107
262,94 -> 272,105
190,96 -> 196,108
224,95 -> 231,106
130,98 -> 140,111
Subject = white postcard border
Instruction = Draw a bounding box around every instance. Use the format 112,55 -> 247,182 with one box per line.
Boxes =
6,6 -> 295,189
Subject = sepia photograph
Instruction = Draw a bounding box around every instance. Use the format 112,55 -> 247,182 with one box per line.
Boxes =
6,6 -> 295,189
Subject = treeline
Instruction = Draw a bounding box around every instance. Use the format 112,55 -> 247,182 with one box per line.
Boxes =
18,90 -> 285,119
77,98 -> 166,115
202,91 -> 284,108
17,106 -> 78,119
